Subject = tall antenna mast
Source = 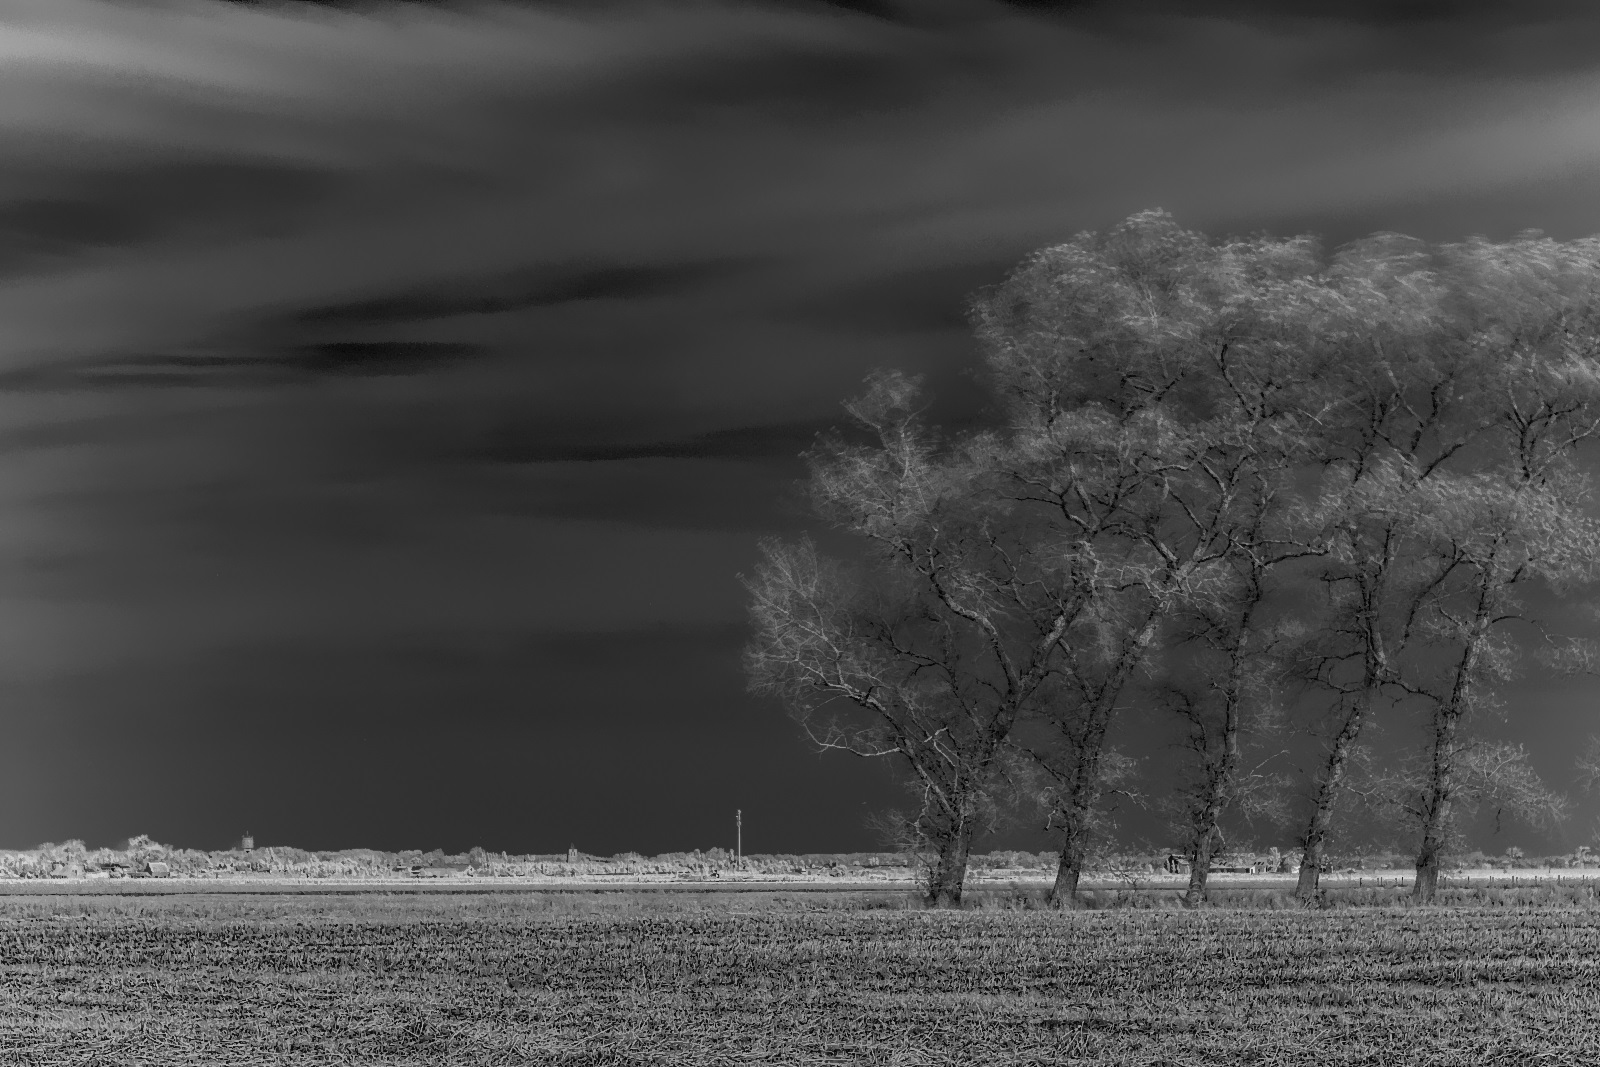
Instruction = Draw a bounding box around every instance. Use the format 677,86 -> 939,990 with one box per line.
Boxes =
736,809 -> 742,861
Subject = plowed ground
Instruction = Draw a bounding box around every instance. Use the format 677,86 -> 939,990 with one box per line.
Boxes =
1,893 -> 1596,1065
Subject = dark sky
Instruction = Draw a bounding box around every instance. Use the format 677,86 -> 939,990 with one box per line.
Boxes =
5,0 -> 1600,856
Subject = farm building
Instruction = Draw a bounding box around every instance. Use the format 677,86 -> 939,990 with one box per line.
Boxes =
400,864 -> 471,878
1162,854 -> 1268,875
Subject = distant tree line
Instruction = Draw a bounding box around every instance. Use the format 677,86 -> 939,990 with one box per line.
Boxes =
745,210 -> 1600,906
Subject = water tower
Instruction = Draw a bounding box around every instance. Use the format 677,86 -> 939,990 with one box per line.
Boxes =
241,832 -> 254,852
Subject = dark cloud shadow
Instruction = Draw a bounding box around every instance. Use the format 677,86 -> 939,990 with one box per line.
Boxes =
0,342 -> 487,390
293,259 -> 759,328
469,418 -> 835,465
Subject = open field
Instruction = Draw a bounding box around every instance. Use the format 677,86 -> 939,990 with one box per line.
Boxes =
3,892 -> 1598,1065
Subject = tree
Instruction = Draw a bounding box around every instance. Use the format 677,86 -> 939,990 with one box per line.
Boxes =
122,834 -> 165,865
1581,735 -> 1600,794
1280,231 -> 1600,901
1157,545 -> 1299,906
1290,458 -> 1459,901
1579,736 -> 1600,846
969,212 -> 1341,903
1370,740 -> 1566,886
744,372 -> 1085,906
48,839 -> 89,870
1392,235 -> 1600,901
1278,233 -> 1489,900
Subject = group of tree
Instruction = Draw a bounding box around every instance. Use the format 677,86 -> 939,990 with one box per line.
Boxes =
745,210 -> 1600,907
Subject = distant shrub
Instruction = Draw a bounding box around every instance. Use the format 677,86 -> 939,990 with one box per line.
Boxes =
0,851 -> 50,878
972,851 -> 1046,870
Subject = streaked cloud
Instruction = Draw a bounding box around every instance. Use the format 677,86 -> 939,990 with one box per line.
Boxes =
0,0 -> 1597,372
3,0 -> 1600,847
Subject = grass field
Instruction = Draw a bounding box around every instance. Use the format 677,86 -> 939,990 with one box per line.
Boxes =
3,891 -> 1598,1065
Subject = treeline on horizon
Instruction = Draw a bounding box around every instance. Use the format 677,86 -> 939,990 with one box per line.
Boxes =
8,837 -> 1598,881
0,839 -> 1082,878
746,210 -> 1600,908
3,838 -> 917,878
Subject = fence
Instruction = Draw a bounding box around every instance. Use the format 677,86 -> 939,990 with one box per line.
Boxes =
1070,871 -> 1600,893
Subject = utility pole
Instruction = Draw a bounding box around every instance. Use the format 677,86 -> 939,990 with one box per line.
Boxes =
736,809 -> 742,861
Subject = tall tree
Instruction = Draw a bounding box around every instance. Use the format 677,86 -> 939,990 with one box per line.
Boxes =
1398,236 -> 1600,900
1290,232 -> 1600,900
1158,535 -> 1301,906
1372,739 -> 1566,879
1280,234 -> 1471,899
971,212 -> 1340,903
744,371 -> 1086,906
1290,458 -> 1456,900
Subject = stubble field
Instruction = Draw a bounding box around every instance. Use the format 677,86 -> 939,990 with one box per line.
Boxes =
2,891 -> 1597,1066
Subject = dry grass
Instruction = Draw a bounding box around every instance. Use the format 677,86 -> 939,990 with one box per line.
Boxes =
1,891 -> 1597,1064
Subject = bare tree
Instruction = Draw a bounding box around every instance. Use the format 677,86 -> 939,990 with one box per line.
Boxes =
1286,231 -> 1600,901
1369,740 -> 1566,878
1158,546 -> 1301,906
1399,471 -> 1599,900
971,212 -> 1337,903
1393,235 -> 1600,902
1281,232 -> 1495,901
744,372 -> 1086,906
1580,735 -> 1600,795
1291,457 -> 1467,900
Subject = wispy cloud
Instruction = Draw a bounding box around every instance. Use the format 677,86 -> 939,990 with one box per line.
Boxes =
3,0 -> 1600,667
0,1 -> 1597,372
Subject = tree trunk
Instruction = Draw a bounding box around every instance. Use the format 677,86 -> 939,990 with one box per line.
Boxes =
1294,840 -> 1324,900
1050,834 -> 1085,906
1185,687 -> 1243,909
925,827 -> 971,908
1412,851 -> 1442,903
1295,694 -> 1369,903
1411,710 -> 1461,904
1412,582 -> 1490,905
1185,833 -> 1216,907
1041,610 -> 1163,909
1047,742 -> 1105,908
